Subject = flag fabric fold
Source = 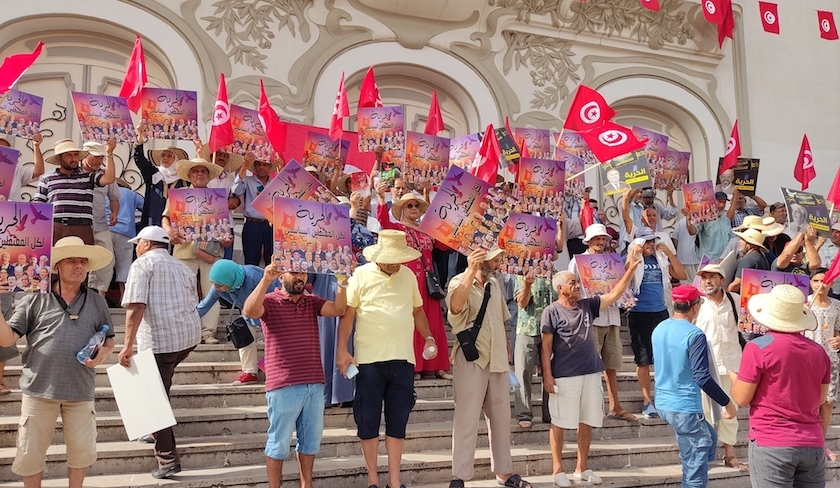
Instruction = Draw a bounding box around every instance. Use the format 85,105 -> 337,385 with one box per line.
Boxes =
824,252 -> 840,289
640,0 -> 660,12
358,66 -> 382,108
719,120 -> 741,174
0,41 -> 44,96
424,90 -> 444,135
258,79 -> 288,155
793,135 -> 815,191
717,0 -> 735,47
580,121 -> 645,163
564,85 -> 616,132
329,72 -> 350,142
818,11 -> 839,40
505,116 -> 519,178
758,2 -> 780,34
702,0 -> 724,25
469,123 -> 501,184
119,35 -> 147,114
827,167 -> 840,211
208,73 -> 234,154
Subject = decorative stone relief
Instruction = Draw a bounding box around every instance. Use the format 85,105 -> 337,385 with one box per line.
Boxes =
501,30 -> 581,110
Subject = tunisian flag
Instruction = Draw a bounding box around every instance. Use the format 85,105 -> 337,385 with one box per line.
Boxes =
424,90 -> 444,135
640,0 -> 660,12
758,2 -> 780,34
208,73 -> 234,154
118,35 -> 147,114
580,121 -> 645,163
469,123 -> 501,184
0,41 -> 44,96
719,120 -> 741,174
358,66 -> 382,108
258,80 -> 287,154
826,167 -> 840,210
329,72 -> 350,142
793,135 -> 816,191
818,11 -> 839,40
564,85 -> 616,132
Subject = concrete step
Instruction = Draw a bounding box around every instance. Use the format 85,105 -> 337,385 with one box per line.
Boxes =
3,343 -> 263,366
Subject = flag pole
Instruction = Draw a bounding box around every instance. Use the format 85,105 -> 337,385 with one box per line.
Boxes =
808,282 -> 824,309
565,163 -> 601,182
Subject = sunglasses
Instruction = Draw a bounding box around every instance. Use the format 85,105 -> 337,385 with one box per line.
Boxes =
406,203 -> 421,209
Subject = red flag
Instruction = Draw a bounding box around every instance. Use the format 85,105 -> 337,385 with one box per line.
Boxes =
793,135 -> 816,191
702,0 -> 724,24
818,11 -> 839,40
469,123 -> 501,183
719,120 -> 741,174
118,35 -> 147,114
564,85 -> 617,132
424,90 -> 445,135
580,121 -> 645,163
581,199 -> 595,231
258,79 -> 287,154
518,138 -> 531,159
824,252 -> 840,288
282,124 -> 375,174
208,73 -> 234,154
640,0 -> 660,11
505,116 -> 519,178
358,66 -> 382,108
0,41 -> 44,96
717,0 -> 735,47
329,72 -> 350,142
759,2 -> 780,34
826,167 -> 840,210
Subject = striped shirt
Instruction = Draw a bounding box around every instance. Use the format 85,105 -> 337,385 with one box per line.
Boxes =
33,168 -> 102,223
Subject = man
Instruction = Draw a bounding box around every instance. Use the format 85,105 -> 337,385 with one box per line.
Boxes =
769,202 -> 796,238
715,168 -> 736,196
337,230 -> 437,488
817,223 -> 840,298
671,215 -> 702,283
133,126 -> 189,228
106,178 -> 144,304
446,247 -> 530,488
117,225 -> 201,479
621,189 -> 677,254
2,134 -> 45,202
34,138 -> 116,243
541,252 -> 641,487
231,157 -> 277,266
0,237 -> 114,488
693,264 -> 745,471
568,224 -> 636,422
243,259 -> 347,488
771,228 -> 820,275
653,285 -> 738,488
80,142 -> 121,296
728,228 -> 770,294
685,192 -> 733,261
732,284 -> 831,487
726,188 -> 766,229
602,168 -> 631,195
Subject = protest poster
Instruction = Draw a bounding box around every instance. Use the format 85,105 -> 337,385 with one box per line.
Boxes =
574,253 -> 637,309
554,148 -> 587,199
657,150 -> 690,190
554,130 -> 598,166
781,187 -> 832,238
449,133 -> 481,169
167,188 -> 233,242
70,92 -> 137,143
682,180 -> 717,225
716,157 -> 760,197
251,159 -> 338,221
514,128 -> 552,159
0,146 -> 21,201
517,157 -> 565,219
0,201 -> 53,293
302,130 -> 349,180
0,89 -> 42,140
739,269 -> 809,335
497,213 -> 557,278
632,127 -> 669,180
272,196 -> 355,275
139,88 -> 199,141
692,251 -> 736,292
282,124 -> 376,174
230,104 -> 274,162
489,127 -> 520,164
106,349 -> 176,441
599,150 -> 651,197
357,106 -> 405,166
346,172 -> 371,198
405,131 -> 450,191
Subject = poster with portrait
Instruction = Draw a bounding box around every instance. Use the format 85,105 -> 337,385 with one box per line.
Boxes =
481,127 -> 520,164
554,130 -> 598,166
554,148 -> 587,199
517,158 -> 565,219
682,180 -> 717,225
346,172 -> 371,198
139,88 -> 199,141
739,269 -> 810,335
781,187 -> 832,238
599,150 -> 651,197
272,197 -> 355,275
357,106 -> 405,166
514,128 -> 552,159
574,253 -> 637,309
632,127 -> 669,181
230,104 -> 274,162
70,92 -> 137,143
717,157 -> 760,197
0,89 -> 42,140
497,213 -> 556,278
404,131 -> 450,191
0,201 -> 53,293
657,150 -> 690,190
251,159 -> 338,221
302,131 -> 349,180
282,124 -> 376,174
167,188 -> 233,242
449,133 -> 481,169
0,146 -> 21,201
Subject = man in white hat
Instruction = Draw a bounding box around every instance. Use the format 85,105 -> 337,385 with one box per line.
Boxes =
727,228 -> 771,294
231,155 -> 278,266
80,142 -> 121,297
133,125 -> 189,228
0,134 -> 45,202
34,138 -> 116,244
337,230 -> 437,488
731,284 -> 832,487
0,236 -> 114,488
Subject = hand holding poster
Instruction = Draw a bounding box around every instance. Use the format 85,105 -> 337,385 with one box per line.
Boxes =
514,128 -> 552,159
0,89 -> 42,140
251,159 -> 339,221
717,158 -> 760,197
231,104 -> 274,162
574,253 -> 637,309
781,187 -> 832,238
517,158 -> 565,219
739,269 -> 809,335
303,131 -> 349,180
0,146 -> 21,201
272,197 -> 355,275
70,92 -> 137,143
600,150 -> 651,196
682,180 -> 717,225
659,150 -> 690,190
0,201 -> 53,293
139,88 -> 199,141
449,134 -> 481,169
497,213 -> 556,278
357,106 -> 405,166
405,131 -> 450,191
167,188 -> 233,242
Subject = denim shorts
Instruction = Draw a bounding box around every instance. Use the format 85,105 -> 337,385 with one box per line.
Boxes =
353,360 -> 416,440
264,383 -> 325,460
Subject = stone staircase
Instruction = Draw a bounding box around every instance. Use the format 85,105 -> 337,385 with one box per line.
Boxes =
1,308 -> 839,487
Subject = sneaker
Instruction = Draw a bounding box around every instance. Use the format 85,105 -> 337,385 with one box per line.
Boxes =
151,463 -> 181,479
203,336 -> 220,345
642,401 -> 659,418
553,472 -> 571,487
137,434 -> 155,443
574,469 -> 603,485
233,372 -> 258,385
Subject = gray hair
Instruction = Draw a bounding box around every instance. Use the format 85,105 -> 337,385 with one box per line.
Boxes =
552,270 -> 575,290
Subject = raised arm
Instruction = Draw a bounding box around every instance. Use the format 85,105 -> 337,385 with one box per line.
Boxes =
98,139 -> 117,186
661,244 -> 687,281
31,132 -> 44,179
448,248 -> 484,315
804,226 -> 821,271
621,188 -> 634,233
319,274 -> 349,317
776,232 -> 804,269
516,271 -> 535,309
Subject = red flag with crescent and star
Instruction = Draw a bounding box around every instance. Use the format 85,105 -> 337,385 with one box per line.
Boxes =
719,120 -> 741,174
793,135 -> 815,191
208,73 -> 234,154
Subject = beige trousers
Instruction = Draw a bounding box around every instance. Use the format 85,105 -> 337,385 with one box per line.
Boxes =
703,374 -> 738,446
238,325 -> 262,373
182,258 -> 220,339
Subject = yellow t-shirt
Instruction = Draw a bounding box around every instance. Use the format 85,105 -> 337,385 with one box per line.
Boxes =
347,263 -> 423,365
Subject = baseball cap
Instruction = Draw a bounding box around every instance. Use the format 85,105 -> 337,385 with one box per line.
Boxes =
769,202 -> 785,212
672,284 -> 702,304
128,225 -> 171,245
714,191 -> 729,201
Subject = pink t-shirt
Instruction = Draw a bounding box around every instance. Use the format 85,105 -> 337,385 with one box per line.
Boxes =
737,331 -> 831,447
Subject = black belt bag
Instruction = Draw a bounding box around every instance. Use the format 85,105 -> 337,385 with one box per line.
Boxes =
456,282 -> 491,362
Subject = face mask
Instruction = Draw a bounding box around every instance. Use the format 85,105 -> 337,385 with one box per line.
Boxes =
157,164 -> 180,184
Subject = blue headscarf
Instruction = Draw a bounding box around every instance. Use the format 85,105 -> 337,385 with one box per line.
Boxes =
208,259 -> 245,290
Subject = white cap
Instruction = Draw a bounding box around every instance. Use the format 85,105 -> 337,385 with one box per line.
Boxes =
128,225 -> 170,245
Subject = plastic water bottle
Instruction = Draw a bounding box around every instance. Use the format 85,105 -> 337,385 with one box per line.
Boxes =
508,371 -> 521,394
76,325 -> 110,364
422,345 -> 437,360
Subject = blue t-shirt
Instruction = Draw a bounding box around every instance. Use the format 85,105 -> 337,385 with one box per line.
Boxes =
540,297 -> 605,378
652,318 -> 707,413
634,255 -> 665,312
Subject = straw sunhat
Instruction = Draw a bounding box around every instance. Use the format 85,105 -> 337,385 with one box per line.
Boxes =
362,230 -> 421,264
176,158 -> 223,182
392,193 -> 429,221
246,158 -> 279,174
51,236 -> 113,272
46,139 -> 89,165
199,146 -> 244,173
304,165 -> 327,183
733,215 -> 784,236
149,147 -> 189,167
82,141 -> 108,157
733,228 -> 768,251
747,284 -> 816,333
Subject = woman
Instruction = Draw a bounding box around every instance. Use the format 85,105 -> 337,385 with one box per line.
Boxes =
376,186 -> 452,380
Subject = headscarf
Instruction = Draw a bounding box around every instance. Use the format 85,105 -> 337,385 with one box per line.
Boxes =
208,259 -> 245,291
157,164 -> 181,184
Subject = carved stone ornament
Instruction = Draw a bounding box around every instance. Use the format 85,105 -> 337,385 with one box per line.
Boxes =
501,31 -> 581,111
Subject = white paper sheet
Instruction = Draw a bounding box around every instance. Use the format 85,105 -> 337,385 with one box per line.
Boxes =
106,349 -> 177,440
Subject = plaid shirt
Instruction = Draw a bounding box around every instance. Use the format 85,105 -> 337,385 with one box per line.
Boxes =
730,206 -> 764,228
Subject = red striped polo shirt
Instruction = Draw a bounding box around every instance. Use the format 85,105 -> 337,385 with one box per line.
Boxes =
260,290 -> 327,392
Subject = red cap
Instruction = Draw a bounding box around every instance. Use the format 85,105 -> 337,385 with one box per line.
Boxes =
672,284 -> 702,304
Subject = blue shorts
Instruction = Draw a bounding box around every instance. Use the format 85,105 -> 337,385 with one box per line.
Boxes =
264,383 -> 325,460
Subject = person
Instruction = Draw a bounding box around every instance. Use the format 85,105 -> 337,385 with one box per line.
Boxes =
541,254 -> 641,487
727,228 -> 770,294
118,225 -> 202,479
0,237 -> 114,488
243,260 -> 348,488
602,168 -> 630,195
106,178 -> 144,304
731,284 -> 831,488
817,223 -> 840,299
727,188 -> 766,229
2,134 -> 45,202
621,189 -> 676,254
336,230 -> 437,488
670,215 -> 702,283
446,247 -> 531,488
715,168 -> 736,196
231,156 -> 278,266
769,202 -> 796,238
685,192 -> 733,261
34,138 -> 116,244
80,142 -> 121,297
694,264 -> 745,471
618,187 -> 678,247
652,285 -> 738,488
771,228 -> 820,275
133,127 -> 189,228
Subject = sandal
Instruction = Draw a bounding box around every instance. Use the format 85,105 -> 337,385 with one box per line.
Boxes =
497,473 -> 532,488
825,447 -> 838,461
436,370 -> 454,380
0,383 -> 10,396
607,408 -> 639,422
724,455 -> 749,472
517,419 -> 532,429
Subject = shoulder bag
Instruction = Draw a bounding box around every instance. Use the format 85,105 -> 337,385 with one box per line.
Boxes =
406,229 -> 445,300
224,298 -> 255,349
455,282 -> 492,361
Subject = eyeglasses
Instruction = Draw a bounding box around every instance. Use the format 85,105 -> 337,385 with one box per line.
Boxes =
406,203 -> 420,209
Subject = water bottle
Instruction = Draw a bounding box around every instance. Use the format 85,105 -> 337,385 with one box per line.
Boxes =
422,345 -> 437,360
76,325 -> 110,364
508,371 -> 521,394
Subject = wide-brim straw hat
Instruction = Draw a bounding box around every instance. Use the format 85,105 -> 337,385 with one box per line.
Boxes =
392,193 -> 429,221
51,236 -> 113,272
176,158 -> 224,182
733,228 -> 768,251
733,215 -> 784,236
199,146 -> 244,173
46,139 -> 89,165
246,158 -> 280,174
304,165 -> 327,183
748,284 -> 816,333
337,172 -> 369,196
362,229 -> 421,264
149,147 -> 189,167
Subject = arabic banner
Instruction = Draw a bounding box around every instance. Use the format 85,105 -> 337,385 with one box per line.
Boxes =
739,269 -> 809,335
574,253 -> 637,309
272,197 -> 355,275
139,88 -> 199,141
599,150 -> 651,196
554,130 -> 598,166
251,159 -> 338,221
497,213 -> 556,278
0,89 -> 43,140
514,128 -> 552,159
230,104 -> 274,162
683,180 -> 717,225
554,148 -> 587,199
632,127 -> 669,182
405,131 -> 450,190
517,157 -> 565,219
0,146 -> 21,201
658,150 -> 690,190
70,92 -> 137,143
167,188 -> 233,242
303,130 -> 349,181
0,201 -> 53,293
716,158 -> 760,197
357,106 -> 405,166
781,187 -> 832,238
449,134 -> 481,169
